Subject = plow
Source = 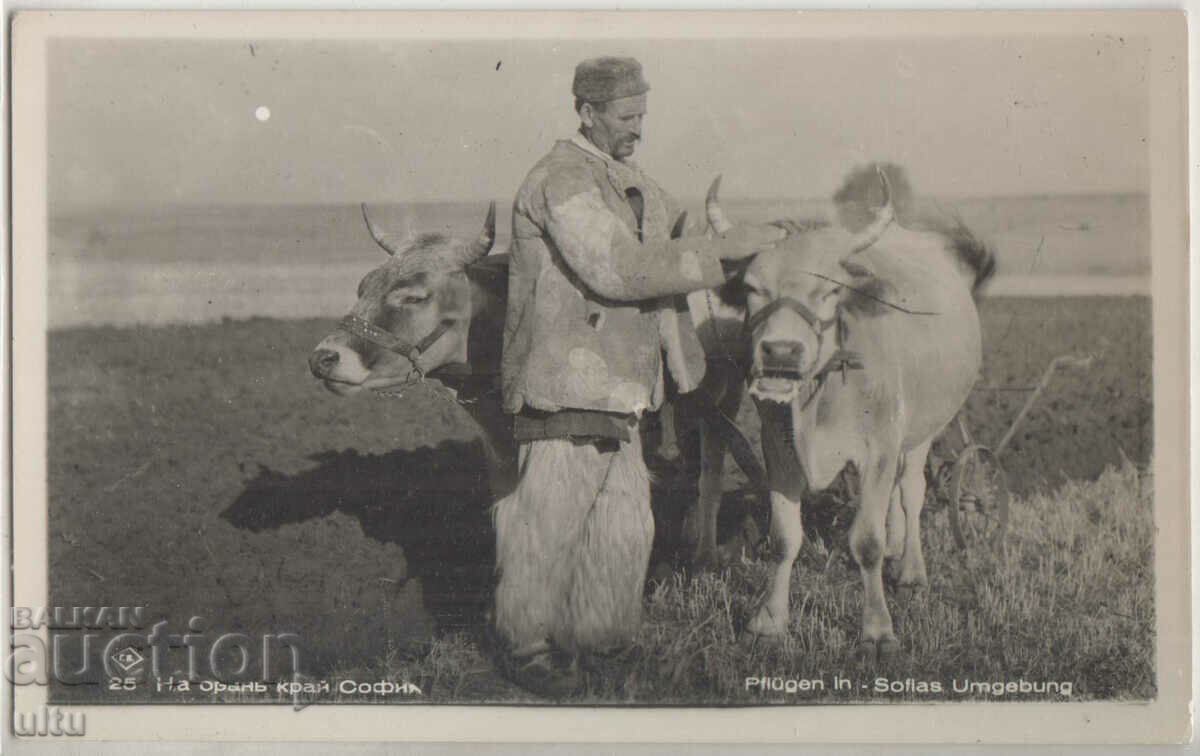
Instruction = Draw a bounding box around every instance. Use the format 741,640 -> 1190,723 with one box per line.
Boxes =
927,353 -> 1095,550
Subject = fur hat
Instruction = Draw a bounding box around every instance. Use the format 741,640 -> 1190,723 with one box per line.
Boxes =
572,57 -> 650,102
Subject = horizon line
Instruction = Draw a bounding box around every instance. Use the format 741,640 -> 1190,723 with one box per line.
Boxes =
49,189 -> 1151,215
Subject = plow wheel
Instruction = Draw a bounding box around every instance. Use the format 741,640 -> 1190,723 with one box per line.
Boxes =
948,445 -> 1010,550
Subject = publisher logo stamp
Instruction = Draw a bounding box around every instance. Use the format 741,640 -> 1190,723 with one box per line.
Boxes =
110,647 -> 144,675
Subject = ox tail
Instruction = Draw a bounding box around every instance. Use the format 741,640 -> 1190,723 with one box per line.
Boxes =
834,163 -> 996,296
940,215 -> 997,297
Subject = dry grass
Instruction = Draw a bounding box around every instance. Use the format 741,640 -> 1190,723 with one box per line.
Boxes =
345,459 -> 1153,703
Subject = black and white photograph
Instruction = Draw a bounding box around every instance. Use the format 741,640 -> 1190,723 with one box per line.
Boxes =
7,9 -> 1191,744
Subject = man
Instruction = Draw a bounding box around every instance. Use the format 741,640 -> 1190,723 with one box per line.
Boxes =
494,56 -> 782,695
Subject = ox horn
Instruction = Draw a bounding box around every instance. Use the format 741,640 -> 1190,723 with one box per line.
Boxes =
705,175 -> 734,234
361,203 -> 414,257
459,201 -> 497,265
846,165 -> 895,255
670,210 -> 689,240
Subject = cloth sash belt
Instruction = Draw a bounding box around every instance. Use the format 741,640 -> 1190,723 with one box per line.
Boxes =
513,408 -> 637,445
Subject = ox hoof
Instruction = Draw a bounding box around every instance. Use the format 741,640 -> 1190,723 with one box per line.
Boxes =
746,608 -> 788,639
738,629 -> 782,650
896,572 -> 928,600
878,637 -> 901,660
855,637 -> 901,665
895,582 -> 926,603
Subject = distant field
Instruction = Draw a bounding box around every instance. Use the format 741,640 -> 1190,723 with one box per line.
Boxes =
44,296 -> 1152,704
46,194 -> 1148,328
48,194 -> 1148,273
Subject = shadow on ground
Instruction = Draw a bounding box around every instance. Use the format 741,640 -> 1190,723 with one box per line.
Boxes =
222,439 -> 496,633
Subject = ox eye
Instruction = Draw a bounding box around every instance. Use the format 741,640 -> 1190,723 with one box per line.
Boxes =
386,288 -> 432,308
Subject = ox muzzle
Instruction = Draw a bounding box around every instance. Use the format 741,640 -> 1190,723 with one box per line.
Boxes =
748,296 -> 838,380
309,315 -> 455,394
309,346 -> 342,380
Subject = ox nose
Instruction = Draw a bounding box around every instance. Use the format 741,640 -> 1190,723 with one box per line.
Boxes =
309,348 -> 340,378
761,340 -> 805,368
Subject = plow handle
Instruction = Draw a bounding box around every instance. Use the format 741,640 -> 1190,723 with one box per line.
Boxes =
993,353 -> 1094,459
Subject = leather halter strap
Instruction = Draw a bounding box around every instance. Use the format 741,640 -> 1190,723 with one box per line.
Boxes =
338,315 -> 453,362
747,293 -> 864,411
746,296 -> 838,339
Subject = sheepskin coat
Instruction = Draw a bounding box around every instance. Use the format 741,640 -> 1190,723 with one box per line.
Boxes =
503,134 -> 727,416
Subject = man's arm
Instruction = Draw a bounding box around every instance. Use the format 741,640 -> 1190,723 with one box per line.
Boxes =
542,176 -> 728,302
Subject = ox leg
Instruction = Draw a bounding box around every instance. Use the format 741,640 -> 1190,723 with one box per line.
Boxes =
658,401 -> 680,461
680,363 -> 741,569
714,377 -> 763,564
747,489 -> 803,637
644,403 -> 679,465
850,452 -> 900,661
882,484 -> 905,587
896,440 -> 932,597
689,417 -> 725,568
884,485 -> 905,560
674,393 -> 705,560
747,398 -> 807,638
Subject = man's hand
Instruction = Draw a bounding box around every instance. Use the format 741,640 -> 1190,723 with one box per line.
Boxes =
714,224 -> 787,261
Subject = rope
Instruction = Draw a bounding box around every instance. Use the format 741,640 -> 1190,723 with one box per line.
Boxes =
801,270 -> 939,317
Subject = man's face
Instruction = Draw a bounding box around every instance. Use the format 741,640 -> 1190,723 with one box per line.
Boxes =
582,94 -> 647,160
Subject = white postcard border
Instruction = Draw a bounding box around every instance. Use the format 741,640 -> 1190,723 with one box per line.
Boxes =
7,9 -> 1191,744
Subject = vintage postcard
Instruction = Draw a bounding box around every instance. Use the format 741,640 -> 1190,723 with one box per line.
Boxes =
7,9 -> 1191,745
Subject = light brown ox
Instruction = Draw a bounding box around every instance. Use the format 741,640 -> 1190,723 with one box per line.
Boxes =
706,166 -> 995,660
308,204 -> 763,566
308,204 -> 516,494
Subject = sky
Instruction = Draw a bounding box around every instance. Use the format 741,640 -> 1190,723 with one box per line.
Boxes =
47,34 -> 1149,209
